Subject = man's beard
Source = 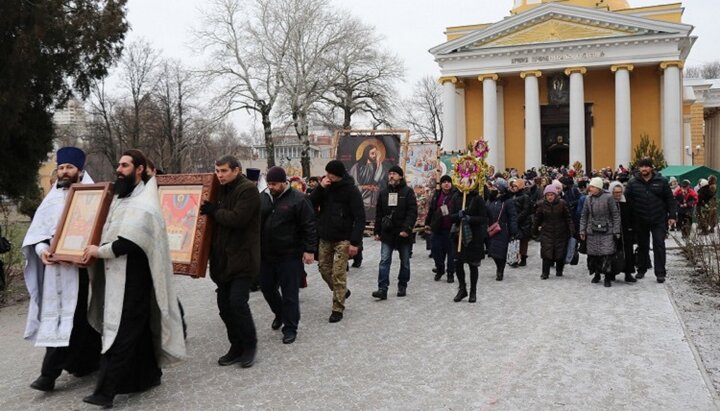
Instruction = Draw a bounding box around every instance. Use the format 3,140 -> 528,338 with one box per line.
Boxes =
56,173 -> 80,189
114,174 -> 137,198
388,179 -> 399,186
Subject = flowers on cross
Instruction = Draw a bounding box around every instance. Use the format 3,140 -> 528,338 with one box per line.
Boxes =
472,138 -> 489,160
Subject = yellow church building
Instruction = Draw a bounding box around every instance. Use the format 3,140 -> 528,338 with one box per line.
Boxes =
430,0 -> 718,171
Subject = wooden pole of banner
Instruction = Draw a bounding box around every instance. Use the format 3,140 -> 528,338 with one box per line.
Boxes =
458,191 -> 467,253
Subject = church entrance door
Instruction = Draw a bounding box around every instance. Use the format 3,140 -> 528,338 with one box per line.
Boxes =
540,104 -> 593,170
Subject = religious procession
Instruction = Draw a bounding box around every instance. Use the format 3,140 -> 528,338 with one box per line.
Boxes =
20,137 -> 717,408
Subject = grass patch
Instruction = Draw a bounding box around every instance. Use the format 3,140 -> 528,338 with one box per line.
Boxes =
1,221 -> 30,307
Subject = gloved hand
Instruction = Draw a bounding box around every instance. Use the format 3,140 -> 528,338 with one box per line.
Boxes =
457,210 -> 465,219
462,215 -> 471,222
200,201 -> 218,216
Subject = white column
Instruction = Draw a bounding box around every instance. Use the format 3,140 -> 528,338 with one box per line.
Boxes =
440,77 -> 459,152
480,74 -> 499,167
612,64 -> 633,168
496,85 -> 506,171
662,62 -> 683,165
566,67 -> 587,168
521,71 -> 542,170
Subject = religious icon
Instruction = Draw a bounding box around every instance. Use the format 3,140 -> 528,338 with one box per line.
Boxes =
156,174 -> 218,278
404,142 -> 440,226
50,183 -> 114,265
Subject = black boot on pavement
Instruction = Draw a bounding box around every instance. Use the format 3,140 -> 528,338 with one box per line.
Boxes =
218,347 -> 243,366
496,271 -> 503,281
591,273 -> 601,283
239,347 -> 256,368
83,393 -> 114,408
372,288 -> 388,300
519,256 -> 527,266
636,271 -> 646,279
397,287 -> 406,297
446,274 -> 454,283
454,288 -> 468,302
657,275 -> 666,283
604,275 -> 612,287
271,316 -> 282,330
468,287 -> 477,303
30,376 -> 55,392
434,271 -> 443,281
625,273 -> 637,283
541,272 -> 549,280
329,311 -> 343,323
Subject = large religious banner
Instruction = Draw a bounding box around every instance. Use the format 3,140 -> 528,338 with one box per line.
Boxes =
403,142 -> 441,227
334,130 -> 408,222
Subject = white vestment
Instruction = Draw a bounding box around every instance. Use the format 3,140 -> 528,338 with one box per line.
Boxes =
23,173 -> 94,347
88,178 -> 186,367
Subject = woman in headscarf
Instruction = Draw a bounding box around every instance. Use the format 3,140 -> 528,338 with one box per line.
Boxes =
609,181 -> 636,283
449,187 -> 487,303
697,177 -> 716,234
533,184 -> 574,279
485,178 -> 518,281
579,177 -> 621,287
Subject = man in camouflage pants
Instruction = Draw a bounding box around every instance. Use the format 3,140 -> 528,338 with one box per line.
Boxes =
309,160 -> 365,323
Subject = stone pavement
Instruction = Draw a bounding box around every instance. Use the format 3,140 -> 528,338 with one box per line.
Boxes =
0,240 -> 718,410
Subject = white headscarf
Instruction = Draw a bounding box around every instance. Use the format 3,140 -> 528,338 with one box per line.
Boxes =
608,181 -> 626,202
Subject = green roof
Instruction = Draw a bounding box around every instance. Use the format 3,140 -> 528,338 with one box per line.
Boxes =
659,165 -> 720,186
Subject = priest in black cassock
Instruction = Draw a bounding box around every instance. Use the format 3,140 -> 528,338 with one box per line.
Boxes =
82,149 -> 186,408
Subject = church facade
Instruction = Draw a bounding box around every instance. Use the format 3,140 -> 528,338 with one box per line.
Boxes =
430,0 -> 719,171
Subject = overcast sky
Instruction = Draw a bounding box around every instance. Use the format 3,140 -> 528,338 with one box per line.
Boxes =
120,0 -> 718,130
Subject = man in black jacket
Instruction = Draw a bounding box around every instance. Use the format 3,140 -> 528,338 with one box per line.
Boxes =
259,167 -> 316,344
624,158 -> 677,283
200,155 -> 260,367
424,175 -> 457,282
309,160 -> 365,323
372,166 -> 418,299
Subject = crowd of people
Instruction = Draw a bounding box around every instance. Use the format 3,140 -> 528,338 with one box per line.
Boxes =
21,146 -> 719,407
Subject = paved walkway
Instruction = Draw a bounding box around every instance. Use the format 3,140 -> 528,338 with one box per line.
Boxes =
0,240 -> 717,410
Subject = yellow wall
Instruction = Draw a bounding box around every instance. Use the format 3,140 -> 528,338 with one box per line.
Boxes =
630,65 -> 662,157
464,78 -> 484,152
691,102 -> 705,165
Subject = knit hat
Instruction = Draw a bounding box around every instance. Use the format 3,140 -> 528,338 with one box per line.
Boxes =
589,177 -> 604,190
246,168 -> 261,182
699,178 -> 709,187
325,160 -> 346,177
266,166 -> 287,183
637,158 -> 653,168
494,178 -> 509,193
57,147 -> 86,170
388,165 -> 404,177
543,185 -> 557,195
440,175 -> 452,184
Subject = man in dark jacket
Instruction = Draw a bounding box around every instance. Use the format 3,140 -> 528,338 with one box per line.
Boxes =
309,160 -> 365,323
624,158 -> 677,283
424,175 -> 457,282
201,155 -> 260,367
372,166 -> 418,299
259,167 -> 316,344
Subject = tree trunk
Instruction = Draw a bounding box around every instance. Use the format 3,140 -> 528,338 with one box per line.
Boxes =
262,106 -> 275,169
292,108 -> 311,178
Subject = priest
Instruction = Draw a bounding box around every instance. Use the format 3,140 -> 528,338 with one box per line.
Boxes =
82,149 -> 186,408
23,147 -> 101,392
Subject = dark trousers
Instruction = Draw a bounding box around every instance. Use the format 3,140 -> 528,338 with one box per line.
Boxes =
542,259 -> 565,275
635,221 -> 667,276
456,262 -> 479,291
492,257 -> 506,274
217,277 -> 258,351
260,258 -> 301,335
431,230 -> 455,276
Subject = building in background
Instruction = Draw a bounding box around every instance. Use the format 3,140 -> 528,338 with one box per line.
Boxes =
430,0 -> 713,171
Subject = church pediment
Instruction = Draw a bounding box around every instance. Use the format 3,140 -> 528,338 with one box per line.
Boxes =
431,2 -> 693,55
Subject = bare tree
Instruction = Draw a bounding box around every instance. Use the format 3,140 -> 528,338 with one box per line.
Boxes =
195,0 -> 290,169
85,79 -> 125,179
685,61 -> 720,79
279,0 -> 352,177
399,76 -> 444,143
321,19 -> 405,131
119,40 -> 160,149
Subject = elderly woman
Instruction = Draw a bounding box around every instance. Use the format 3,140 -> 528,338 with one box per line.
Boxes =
579,177 -> 621,287
485,178 -> 518,281
533,185 -> 575,279
609,182 -> 636,283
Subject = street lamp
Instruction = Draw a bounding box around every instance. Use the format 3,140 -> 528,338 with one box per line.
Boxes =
685,144 -> 703,165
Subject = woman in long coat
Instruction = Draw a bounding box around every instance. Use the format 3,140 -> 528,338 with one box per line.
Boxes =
449,189 -> 487,302
609,181 -> 636,283
485,179 -> 518,281
533,185 -> 575,279
579,177 -> 621,287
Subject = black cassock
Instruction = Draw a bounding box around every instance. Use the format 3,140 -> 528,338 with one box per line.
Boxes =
93,238 -> 162,398
40,268 -> 101,379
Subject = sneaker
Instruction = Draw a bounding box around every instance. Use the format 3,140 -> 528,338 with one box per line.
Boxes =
239,347 -> 256,368
83,393 -> 114,408
372,288 -> 388,300
282,332 -> 296,344
218,348 -> 243,366
30,376 -> 55,392
329,311 -> 343,323
397,287 -> 406,297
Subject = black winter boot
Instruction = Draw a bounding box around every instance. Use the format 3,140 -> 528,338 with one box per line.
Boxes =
372,288 -> 388,300
604,275 -> 612,287
625,273 -> 637,283
591,273 -> 601,283
454,287 -> 468,302
468,271 -> 478,303
519,256 -> 527,266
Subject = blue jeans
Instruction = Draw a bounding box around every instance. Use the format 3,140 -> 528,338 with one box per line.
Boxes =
431,230 -> 455,275
378,242 -> 411,290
